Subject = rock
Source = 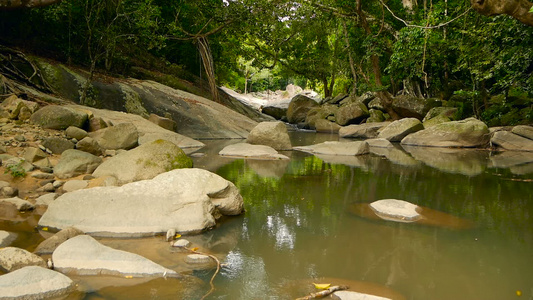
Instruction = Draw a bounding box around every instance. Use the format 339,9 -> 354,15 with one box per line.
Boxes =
31,172 -> 55,179
34,158 -> 53,171
261,106 -> 287,120
76,136 -> 104,156
378,118 -> 424,142
0,247 -> 47,272
0,266 -> 74,299
53,235 -> 177,277
65,126 -> 88,140
23,146 -> 48,163
35,193 -> 59,206
366,138 -> 394,148
491,131 -> 533,151
54,149 -> 103,179
0,231 -> 17,247
511,125 -> 533,140
89,122 -> 139,150
41,137 -> 75,154
0,95 -> 25,119
294,141 -> 369,156
334,291 -> 391,300
62,180 -> 88,192
422,114 -> 452,128
246,121 -> 292,150
172,239 -> 191,248
34,227 -> 85,255
30,105 -> 88,129
17,106 -> 32,121
314,119 -> 342,133
369,199 -> 421,222
37,183 -> 55,193
88,116 -> 109,132
422,107 -> 458,123
367,109 -> 386,123
148,113 -> 177,131
392,95 -> 441,119
489,151 -> 533,168
92,139 -> 192,185
39,168 -> 244,236
287,94 -> 319,124
185,254 -> 212,264
1,186 -> 18,197
305,105 -> 338,129
339,122 -> 391,139
335,101 -> 369,126
401,118 -> 490,148
0,197 -> 34,211
368,97 -> 385,111
219,143 -> 289,160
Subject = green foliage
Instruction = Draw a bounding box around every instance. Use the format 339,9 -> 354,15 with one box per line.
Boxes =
4,161 -> 26,178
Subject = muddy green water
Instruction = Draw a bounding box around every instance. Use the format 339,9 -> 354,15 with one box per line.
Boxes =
3,132 -> 533,300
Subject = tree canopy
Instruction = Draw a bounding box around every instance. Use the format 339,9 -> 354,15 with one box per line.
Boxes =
0,0 -> 532,124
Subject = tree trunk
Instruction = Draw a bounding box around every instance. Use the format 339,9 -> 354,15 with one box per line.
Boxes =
342,20 -> 358,96
196,36 -> 220,103
471,0 -> 533,27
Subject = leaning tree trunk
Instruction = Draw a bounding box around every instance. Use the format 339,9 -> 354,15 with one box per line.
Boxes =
196,36 -> 219,103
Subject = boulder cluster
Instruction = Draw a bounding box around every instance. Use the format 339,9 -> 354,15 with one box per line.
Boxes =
0,95 -> 245,299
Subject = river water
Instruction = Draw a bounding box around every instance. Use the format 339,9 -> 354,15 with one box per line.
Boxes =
2,132 -> 533,299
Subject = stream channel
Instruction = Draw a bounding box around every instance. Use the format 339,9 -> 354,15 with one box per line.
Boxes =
2,131 -> 533,299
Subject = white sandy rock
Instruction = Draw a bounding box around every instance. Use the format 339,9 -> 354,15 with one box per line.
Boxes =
369,199 -> 421,222
0,247 -> 47,272
0,266 -> 75,299
53,235 -> 177,277
39,168 -> 244,236
219,143 -> 289,160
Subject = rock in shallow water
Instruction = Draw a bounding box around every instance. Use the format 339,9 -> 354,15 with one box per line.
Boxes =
0,247 -> 47,272
369,199 -> 421,222
0,266 -> 75,299
39,168 -> 244,236
53,235 -> 177,277
219,143 -> 289,160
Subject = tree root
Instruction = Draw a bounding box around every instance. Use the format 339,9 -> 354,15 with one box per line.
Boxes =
186,247 -> 221,300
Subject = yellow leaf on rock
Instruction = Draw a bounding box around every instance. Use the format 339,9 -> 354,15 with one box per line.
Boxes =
313,283 -> 331,290
125,276 -> 133,279
191,247 -> 199,251
42,227 -> 48,231
175,234 -> 181,239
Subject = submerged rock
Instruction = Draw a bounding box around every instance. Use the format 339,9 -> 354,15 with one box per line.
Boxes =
219,143 -> 289,160
53,235 -> 177,277
369,199 -> 421,222
0,266 -> 75,299
39,168 -> 244,236
294,141 -> 369,156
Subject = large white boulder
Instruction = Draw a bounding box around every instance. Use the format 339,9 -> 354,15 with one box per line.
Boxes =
0,266 -> 74,299
38,168 -> 244,236
52,235 -> 177,277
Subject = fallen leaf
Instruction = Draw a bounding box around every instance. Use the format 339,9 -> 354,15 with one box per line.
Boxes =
313,283 -> 331,290
125,275 -> 133,279
191,247 -> 199,251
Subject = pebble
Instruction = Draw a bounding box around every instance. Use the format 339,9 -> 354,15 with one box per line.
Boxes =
172,239 -> 191,248
184,254 -> 212,264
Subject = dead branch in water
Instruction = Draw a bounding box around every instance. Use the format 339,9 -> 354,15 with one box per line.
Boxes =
186,248 -> 221,300
296,285 -> 350,300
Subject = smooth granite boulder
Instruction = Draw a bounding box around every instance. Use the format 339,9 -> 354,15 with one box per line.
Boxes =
491,131 -> 533,152
339,122 -> 391,139
30,105 -> 88,129
378,118 -> 423,142
39,168 -> 244,236
54,149 -> 103,179
401,118 -> 490,148
92,139 -> 193,184
246,121 -> 292,150
0,247 -> 47,272
0,266 -> 74,299
53,235 -> 177,277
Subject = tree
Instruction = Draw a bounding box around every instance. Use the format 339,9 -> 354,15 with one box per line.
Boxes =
0,0 -> 62,9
